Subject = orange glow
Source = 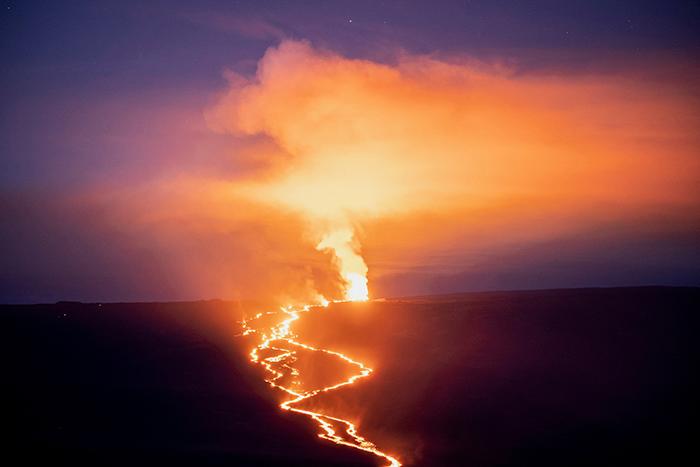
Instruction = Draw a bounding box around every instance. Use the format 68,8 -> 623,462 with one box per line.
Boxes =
204,39 -> 699,302
343,272 -> 369,302
208,41 -> 699,227
128,41 -> 700,465
213,43 -> 693,463
317,227 -> 369,302
59,40 -> 698,306
74,41 -> 698,463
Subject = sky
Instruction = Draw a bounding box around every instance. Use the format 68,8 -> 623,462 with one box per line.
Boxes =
1,0 -> 699,303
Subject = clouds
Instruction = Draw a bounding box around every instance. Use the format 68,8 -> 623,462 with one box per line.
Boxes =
205,40 -> 700,297
208,40 -> 699,223
2,39 -> 698,302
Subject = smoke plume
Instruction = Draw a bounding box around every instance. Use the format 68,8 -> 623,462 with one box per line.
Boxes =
204,40 -> 699,300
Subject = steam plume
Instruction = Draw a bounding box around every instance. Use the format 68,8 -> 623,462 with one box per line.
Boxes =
206,40 -> 698,301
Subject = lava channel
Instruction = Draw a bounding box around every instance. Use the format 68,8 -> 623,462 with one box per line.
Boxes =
240,304 -> 401,467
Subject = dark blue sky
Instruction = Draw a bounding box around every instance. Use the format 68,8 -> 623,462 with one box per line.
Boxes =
1,1 -> 698,302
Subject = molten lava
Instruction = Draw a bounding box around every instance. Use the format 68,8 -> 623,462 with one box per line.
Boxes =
240,228 -> 399,466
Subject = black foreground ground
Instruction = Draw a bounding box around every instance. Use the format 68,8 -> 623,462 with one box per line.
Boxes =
2,287 -> 697,466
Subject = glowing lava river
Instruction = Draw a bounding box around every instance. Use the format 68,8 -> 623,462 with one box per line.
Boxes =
240,302 -> 401,467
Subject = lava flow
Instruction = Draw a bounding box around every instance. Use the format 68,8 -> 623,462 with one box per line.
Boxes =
239,228 -> 401,466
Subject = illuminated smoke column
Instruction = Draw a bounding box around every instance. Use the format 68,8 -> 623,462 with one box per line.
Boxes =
317,227 -> 369,302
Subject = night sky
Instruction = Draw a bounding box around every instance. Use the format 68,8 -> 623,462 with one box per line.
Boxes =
1,1 -> 699,303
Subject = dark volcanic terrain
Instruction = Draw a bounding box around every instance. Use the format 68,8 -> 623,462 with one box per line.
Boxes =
3,287 -> 697,466
2,300 -> 375,466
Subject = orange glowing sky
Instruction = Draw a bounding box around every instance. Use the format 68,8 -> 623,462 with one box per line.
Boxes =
209,40 -> 698,218
198,40 -> 699,301
3,39 -> 698,303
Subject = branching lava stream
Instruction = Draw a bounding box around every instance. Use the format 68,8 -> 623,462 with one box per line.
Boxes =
240,302 -> 401,467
